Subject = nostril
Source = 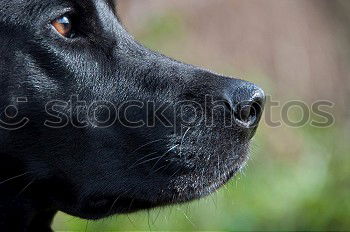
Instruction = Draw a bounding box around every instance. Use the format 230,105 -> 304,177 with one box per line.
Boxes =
235,104 -> 250,123
218,79 -> 265,128
224,101 -> 233,113
234,98 -> 264,128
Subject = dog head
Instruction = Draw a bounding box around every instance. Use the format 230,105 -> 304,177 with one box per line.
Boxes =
0,0 -> 265,219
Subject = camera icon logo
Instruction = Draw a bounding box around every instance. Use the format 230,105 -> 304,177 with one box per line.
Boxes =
0,98 -> 30,131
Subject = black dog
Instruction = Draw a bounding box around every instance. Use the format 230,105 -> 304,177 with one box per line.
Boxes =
0,0 -> 265,231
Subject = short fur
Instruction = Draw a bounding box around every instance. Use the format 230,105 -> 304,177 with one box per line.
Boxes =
0,1 -> 264,231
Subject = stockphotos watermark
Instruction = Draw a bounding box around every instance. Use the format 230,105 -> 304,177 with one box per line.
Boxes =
0,95 -> 335,130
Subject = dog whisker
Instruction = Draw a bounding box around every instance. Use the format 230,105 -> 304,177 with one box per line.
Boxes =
84,220 -> 89,232
108,191 -> 127,214
0,172 -> 29,186
132,139 -> 164,153
181,209 -> 196,228
148,145 -> 179,173
127,152 -> 158,170
179,127 -> 191,158
127,153 -> 164,170
16,178 -> 35,198
148,165 -> 167,176
147,210 -> 152,231
152,207 -> 162,225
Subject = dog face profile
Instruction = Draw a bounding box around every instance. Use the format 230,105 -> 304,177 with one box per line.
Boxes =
0,0 -> 265,230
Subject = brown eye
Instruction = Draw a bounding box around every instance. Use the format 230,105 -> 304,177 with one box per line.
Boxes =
52,15 -> 75,38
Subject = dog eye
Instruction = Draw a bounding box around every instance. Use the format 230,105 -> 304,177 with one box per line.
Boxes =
52,15 -> 75,38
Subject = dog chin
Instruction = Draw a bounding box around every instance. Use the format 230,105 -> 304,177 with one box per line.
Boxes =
166,159 -> 246,203
73,154 -> 247,220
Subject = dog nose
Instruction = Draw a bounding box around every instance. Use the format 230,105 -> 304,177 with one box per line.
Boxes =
224,81 -> 265,128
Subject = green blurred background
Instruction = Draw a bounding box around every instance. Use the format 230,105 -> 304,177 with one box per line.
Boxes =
54,0 -> 350,231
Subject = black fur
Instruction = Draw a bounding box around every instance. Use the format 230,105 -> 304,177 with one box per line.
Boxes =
0,1 -> 265,231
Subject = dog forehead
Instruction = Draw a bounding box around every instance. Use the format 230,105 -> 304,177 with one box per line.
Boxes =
0,0 -> 115,13
0,0 -> 117,23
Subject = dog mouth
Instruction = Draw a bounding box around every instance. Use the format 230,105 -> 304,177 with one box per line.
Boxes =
78,165 -> 244,219
75,143 -> 249,219
57,124 -> 253,220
